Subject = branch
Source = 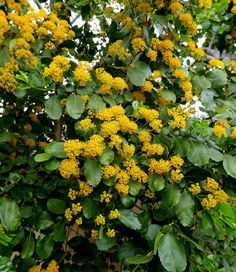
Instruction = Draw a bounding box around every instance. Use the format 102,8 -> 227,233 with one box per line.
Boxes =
54,119 -> 62,141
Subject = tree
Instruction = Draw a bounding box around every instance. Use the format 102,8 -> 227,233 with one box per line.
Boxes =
0,0 -> 236,271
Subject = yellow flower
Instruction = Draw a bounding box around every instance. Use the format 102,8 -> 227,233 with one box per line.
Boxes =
100,191 -> 112,203
172,69 -> 186,80
213,119 -> 230,138
79,119 -> 96,130
151,70 -> 162,81
189,183 -> 201,195
145,190 -> 155,199
82,135 -> 105,157
71,202 -> 82,215
142,142 -> 164,156
201,194 -> 218,209
170,156 -> 184,168
146,50 -> 157,61
68,189 -> 78,200
75,217 -> 83,225
65,208 -> 73,221
199,0 -> 212,8
59,158 -> 80,179
103,165 -> 120,179
131,37 -> 146,54
208,59 -> 225,69
101,121 -> 120,137
142,81 -> 153,92
113,77 -> 128,91
203,177 -> 219,192
95,214 -> 106,225
73,67 -> 91,86
148,159 -> 170,175
231,5 -> 236,14
138,130 -> 151,143
91,229 -> 99,239
78,181 -> 93,197
171,169 -> 184,182
169,1 -> 184,15
214,189 -> 229,202
106,228 -> 116,237
149,119 -> 163,133
231,129 -> 236,138
64,140 -> 84,158
109,209 -> 120,219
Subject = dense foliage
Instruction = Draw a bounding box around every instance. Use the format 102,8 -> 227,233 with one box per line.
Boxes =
0,0 -> 236,271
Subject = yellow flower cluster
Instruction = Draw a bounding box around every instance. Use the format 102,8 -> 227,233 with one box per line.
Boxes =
95,214 -> 106,225
43,55 -> 70,82
199,0 -> 212,8
106,228 -> 116,237
71,202 -> 82,215
28,260 -> 60,272
68,188 -> 78,200
108,40 -> 131,61
96,68 -> 127,94
231,129 -> 236,138
124,159 -> 148,183
73,67 -> 91,86
91,229 -> 99,239
148,159 -> 170,175
146,50 -> 157,62
230,60 -> 236,73
59,158 -> 80,179
142,142 -> 164,157
213,119 -> 230,138
103,165 -> 120,179
109,209 -> 120,219
169,1 -> 184,15
0,10 -> 10,44
168,106 -> 190,129
115,170 -> 130,195
136,107 -> 163,132
189,183 -> 201,195
131,37 -> 146,54
179,13 -> 198,35
79,119 -> 96,130
64,135 -> 105,158
65,208 -> 73,221
187,41 -> 205,61
78,181 -> 93,197
100,191 -> 112,203
203,177 -> 219,192
208,59 -> 225,69
0,61 -> 18,92
145,190 -> 155,199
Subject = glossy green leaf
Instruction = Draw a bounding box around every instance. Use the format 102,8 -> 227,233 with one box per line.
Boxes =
83,198 -> 97,219
162,184 -> 181,207
206,69 -> 227,88
45,142 -> 66,158
21,234 -> 35,259
66,94 -> 85,119
160,90 -> 176,102
158,233 -> 187,272
88,94 -> 106,113
45,95 -> 63,120
36,234 -> 54,259
0,198 -> 21,232
53,222 -> 66,242
187,141 -> 209,166
176,192 -> 195,227
119,209 -> 142,230
125,254 -> 153,265
83,158 -> 102,186
99,147 -> 115,165
148,174 -> 165,192
96,236 -> 116,251
127,61 -> 151,86
223,154 -> 236,178
34,153 -> 52,162
47,198 -> 66,214
0,256 -> 14,272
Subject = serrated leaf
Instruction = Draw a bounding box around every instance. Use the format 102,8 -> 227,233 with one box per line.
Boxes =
66,94 -> 85,119
187,141 -> 209,166
223,154 -> 236,178
206,69 -> 227,88
176,192 -> 195,227
99,147 -> 115,165
162,184 -> 181,207
119,209 -> 141,230
127,61 -> 151,86
88,94 -> 106,113
148,174 -> 165,192
96,236 -> 116,251
45,141 -> 66,158
158,233 -> 187,272
208,148 -> 224,162
45,96 -> 63,120
83,158 -> 102,186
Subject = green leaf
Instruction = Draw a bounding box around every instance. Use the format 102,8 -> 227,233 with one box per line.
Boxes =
83,158 -> 102,186
45,159 -> 60,171
0,256 -> 14,272
36,212 -> 53,230
187,141 -> 209,166
223,154 -> 236,178
176,192 -> 195,227
158,233 -> 187,272
148,174 -> 165,192
129,181 -> 143,196
0,198 -> 21,232
47,198 -> 66,214
21,234 -> 35,259
99,147 -> 115,165
144,224 -> 161,246
160,90 -> 176,102
173,137 -> 190,157
120,196 -> 135,208
119,209 -> 142,230
192,75 -> 212,91
117,241 -> 137,262
162,184 -> 181,207
83,198 -> 97,219
127,61 -> 151,86
34,153 -> 52,162
45,142 -> 67,158
45,95 -> 63,120
206,69 -> 227,88
96,236 -> 116,251
153,230 -> 163,255
13,88 -> 27,98
125,254 -> 153,265
53,222 -> 66,242
88,94 -> 106,113
36,234 -> 54,259
208,148 -> 224,162
66,94 -> 85,119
